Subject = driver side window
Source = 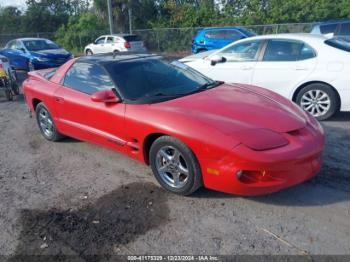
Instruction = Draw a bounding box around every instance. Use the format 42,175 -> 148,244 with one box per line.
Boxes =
63,62 -> 114,95
218,40 -> 262,62
95,37 -> 105,45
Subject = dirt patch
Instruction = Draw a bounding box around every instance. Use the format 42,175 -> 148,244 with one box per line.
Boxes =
13,182 -> 169,258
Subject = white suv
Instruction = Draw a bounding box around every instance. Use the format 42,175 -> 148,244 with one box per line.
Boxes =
84,34 -> 146,55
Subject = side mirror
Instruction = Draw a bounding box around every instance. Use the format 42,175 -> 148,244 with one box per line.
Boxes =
210,55 -> 226,66
18,48 -> 26,53
91,89 -> 120,103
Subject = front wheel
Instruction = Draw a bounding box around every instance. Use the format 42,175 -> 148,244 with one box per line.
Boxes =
149,136 -> 202,195
86,49 -> 93,56
36,103 -> 63,141
296,83 -> 339,121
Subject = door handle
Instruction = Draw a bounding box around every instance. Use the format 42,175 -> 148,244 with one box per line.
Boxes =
293,66 -> 308,70
54,96 -> 64,103
241,65 -> 253,70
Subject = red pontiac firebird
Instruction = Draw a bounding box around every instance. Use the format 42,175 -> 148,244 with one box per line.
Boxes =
23,54 -> 325,196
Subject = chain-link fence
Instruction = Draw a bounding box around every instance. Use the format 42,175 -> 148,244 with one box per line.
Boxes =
133,23 -> 314,54
0,22 -> 315,55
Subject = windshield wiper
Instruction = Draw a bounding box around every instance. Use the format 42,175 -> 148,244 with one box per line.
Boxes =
197,81 -> 222,90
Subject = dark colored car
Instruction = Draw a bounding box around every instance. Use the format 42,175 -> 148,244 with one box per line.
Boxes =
311,20 -> 350,41
0,38 -> 73,71
192,27 -> 255,54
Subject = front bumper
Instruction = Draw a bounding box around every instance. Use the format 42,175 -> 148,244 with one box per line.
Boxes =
32,59 -> 70,70
201,125 -> 325,196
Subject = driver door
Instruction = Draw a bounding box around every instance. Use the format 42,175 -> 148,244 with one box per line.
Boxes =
197,40 -> 263,84
53,62 -> 127,152
93,37 -> 106,54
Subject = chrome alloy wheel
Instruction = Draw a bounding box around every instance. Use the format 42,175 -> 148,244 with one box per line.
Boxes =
300,90 -> 331,117
155,146 -> 189,189
38,108 -> 54,138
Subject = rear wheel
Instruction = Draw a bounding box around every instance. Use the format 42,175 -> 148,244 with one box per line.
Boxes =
149,136 -> 202,195
86,49 -> 93,56
296,83 -> 339,121
36,102 -> 63,141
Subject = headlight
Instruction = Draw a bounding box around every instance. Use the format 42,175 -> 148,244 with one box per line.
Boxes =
35,57 -> 50,62
233,129 -> 289,151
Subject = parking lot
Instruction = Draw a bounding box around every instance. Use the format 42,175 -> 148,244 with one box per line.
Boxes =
0,70 -> 349,257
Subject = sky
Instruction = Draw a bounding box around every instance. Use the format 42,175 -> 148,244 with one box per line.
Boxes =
0,0 -> 26,9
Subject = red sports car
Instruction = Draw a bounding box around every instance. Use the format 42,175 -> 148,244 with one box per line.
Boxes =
23,54 -> 325,196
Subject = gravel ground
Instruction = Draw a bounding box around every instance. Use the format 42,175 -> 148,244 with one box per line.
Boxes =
0,71 -> 349,258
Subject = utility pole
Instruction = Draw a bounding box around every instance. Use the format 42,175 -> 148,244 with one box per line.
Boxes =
128,7 -> 132,34
107,0 -> 113,34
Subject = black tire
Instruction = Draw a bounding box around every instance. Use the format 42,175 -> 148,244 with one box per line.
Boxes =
36,102 -> 64,141
149,136 -> 202,195
86,49 -> 93,56
197,49 -> 207,53
11,82 -> 20,95
296,83 -> 339,121
5,89 -> 13,101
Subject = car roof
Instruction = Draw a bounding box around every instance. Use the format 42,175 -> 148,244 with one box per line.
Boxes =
15,37 -> 50,41
202,26 -> 246,31
237,33 -> 327,41
98,34 -> 138,38
314,19 -> 350,25
77,53 -> 160,65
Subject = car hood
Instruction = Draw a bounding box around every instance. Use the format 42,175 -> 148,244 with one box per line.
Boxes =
154,83 -> 307,135
30,48 -> 71,58
179,50 -> 216,63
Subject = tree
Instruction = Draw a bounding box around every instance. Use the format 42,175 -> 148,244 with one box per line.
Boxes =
0,6 -> 23,34
55,12 -> 107,52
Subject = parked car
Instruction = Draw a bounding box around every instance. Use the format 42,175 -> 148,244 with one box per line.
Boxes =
0,38 -> 73,71
192,27 -> 255,54
180,33 -> 350,120
23,54 -> 324,196
311,19 -> 350,40
84,34 -> 146,55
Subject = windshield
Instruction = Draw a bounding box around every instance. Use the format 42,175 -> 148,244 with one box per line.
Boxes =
123,35 -> 141,42
325,37 -> 350,52
104,58 -> 218,103
23,39 -> 60,51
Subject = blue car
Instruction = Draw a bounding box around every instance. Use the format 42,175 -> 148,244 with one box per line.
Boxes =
0,38 -> 73,71
311,19 -> 350,41
192,27 -> 255,54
